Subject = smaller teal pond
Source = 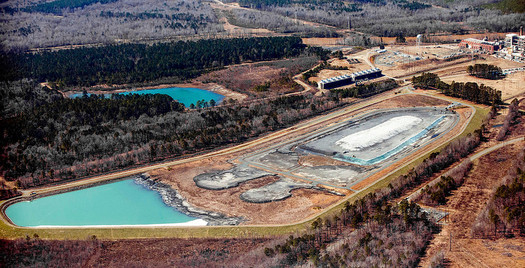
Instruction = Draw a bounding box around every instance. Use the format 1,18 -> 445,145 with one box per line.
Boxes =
71,87 -> 224,107
5,180 -> 197,227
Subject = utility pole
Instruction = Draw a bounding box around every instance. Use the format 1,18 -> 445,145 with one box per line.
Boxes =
449,232 -> 452,251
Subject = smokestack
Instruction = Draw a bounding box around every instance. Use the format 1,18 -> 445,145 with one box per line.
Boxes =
521,26 -> 523,36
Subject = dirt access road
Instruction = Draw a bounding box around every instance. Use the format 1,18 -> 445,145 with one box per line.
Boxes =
405,136 -> 525,202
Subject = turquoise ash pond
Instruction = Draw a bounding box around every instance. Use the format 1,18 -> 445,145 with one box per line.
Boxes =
5,179 -> 200,227
71,87 -> 224,107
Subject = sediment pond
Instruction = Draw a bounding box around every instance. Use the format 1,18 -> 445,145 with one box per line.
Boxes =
5,179 -> 204,227
70,87 -> 224,107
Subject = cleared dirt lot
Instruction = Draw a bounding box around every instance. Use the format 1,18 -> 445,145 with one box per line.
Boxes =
197,57 -> 318,97
302,37 -> 344,46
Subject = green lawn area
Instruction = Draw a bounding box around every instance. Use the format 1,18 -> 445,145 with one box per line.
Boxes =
0,103 -> 488,240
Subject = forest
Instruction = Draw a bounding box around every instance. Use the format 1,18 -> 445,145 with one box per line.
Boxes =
1,0 -> 225,51
233,0 -> 525,37
267,199 -> 437,266
3,0 -> 524,51
0,79 -> 63,119
412,72 -> 502,105
2,37 -> 306,87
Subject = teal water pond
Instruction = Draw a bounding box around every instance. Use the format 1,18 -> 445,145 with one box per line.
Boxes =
5,179 -> 198,227
71,87 -> 224,107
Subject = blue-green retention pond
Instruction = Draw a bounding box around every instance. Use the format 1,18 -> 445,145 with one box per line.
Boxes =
5,179 -> 205,227
70,87 -> 224,107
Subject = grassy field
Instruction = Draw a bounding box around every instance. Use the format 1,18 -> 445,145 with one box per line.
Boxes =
0,101 -> 488,240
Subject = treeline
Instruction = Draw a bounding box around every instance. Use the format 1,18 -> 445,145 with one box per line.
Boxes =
332,79 -> 398,98
3,0 -> 223,51
416,159 -> 473,205
412,72 -> 502,105
266,127 -> 484,266
0,186 -> 20,200
3,37 -> 306,86
467,64 -> 504,80
301,62 -> 327,82
1,91 -> 342,187
23,0 -> 118,15
472,146 -> 525,238
496,98 -> 520,140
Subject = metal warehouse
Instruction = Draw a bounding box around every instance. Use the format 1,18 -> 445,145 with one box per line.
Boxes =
318,68 -> 382,89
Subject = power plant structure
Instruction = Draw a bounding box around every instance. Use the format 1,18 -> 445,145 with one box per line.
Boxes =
318,68 -> 382,90
459,26 -> 525,62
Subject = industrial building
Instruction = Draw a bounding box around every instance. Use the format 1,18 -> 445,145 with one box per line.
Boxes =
459,26 -> 525,62
504,32 -> 525,54
505,26 -> 525,53
458,38 -> 503,53
497,26 -> 525,62
318,68 -> 382,90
